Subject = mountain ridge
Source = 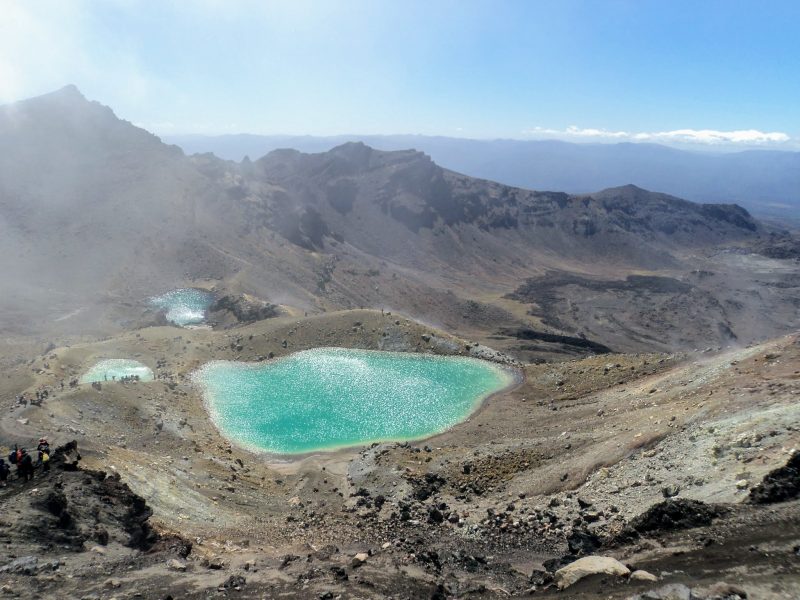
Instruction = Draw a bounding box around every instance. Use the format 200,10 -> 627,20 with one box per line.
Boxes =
0,87 -> 797,356
166,132 -> 800,220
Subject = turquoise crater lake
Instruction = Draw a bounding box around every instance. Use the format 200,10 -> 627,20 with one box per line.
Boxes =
80,359 -> 154,384
194,348 -> 516,454
149,288 -> 214,327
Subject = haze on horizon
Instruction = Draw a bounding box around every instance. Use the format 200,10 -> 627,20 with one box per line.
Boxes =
2,0 -> 799,151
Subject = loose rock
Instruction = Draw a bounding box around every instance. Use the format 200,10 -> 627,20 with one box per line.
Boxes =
554,555 -> 630,589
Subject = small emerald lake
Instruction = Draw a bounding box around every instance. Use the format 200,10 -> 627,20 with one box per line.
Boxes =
80,359 -> 154,384
193,348 -> 515,454
149,288 -> 214,327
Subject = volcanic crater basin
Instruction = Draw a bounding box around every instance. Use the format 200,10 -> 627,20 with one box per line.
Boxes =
193,348 -> 517,455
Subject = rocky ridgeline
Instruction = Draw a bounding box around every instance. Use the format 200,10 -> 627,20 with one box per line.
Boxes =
0,441 -> 192,595
209,293 -> 281,326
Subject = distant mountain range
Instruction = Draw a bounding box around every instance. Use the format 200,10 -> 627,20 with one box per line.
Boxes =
1,86 -> 798,355
166,133 -> 800,221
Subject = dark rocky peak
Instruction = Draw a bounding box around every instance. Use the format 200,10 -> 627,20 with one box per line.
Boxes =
589,184 -> 676,204
263,148 -> 303,160
3,84 -> 111,124
328,141 -> 433,171
312,143 -> 434,179
255,148 -> 304,176
190,152 -> 240,179
9,84 -> 88,110
697,202 -> 757,231
328,141 -> 374,166
44,83 -> 85,101
0,85 -> 173,159
585,185 -> 696,218
257,142 -> 438,184
587,185 -> 758,232
600,183 -> 647,195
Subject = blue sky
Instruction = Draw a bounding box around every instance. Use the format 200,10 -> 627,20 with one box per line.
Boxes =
2,0 -> 799,147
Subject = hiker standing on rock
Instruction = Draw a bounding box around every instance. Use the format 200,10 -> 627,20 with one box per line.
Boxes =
37,438 -> 51,473
39,449 -> 50,473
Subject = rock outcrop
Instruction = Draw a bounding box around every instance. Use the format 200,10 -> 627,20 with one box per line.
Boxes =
209,294 -> 280,325
554,555 -> 630,589
748,451 -> 800,504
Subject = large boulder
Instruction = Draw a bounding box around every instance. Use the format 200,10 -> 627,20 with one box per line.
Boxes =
554,555 -> 630,589
615,499 -> 726,543
748,452 -> 800,504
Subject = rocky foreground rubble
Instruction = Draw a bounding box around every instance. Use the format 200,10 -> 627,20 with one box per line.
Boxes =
0,316 -> 797,598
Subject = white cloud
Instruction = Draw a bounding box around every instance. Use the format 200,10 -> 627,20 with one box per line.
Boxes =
646,128 -> 790,144
566,126 -> 630,139
524,125 -> 791,146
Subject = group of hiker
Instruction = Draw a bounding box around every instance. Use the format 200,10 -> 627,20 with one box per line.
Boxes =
103,374 -> 141,383
16,383 -> 65,407
0,438 -> 51,486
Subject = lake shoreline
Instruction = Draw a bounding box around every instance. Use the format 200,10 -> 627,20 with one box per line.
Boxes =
193,347 -> 520,458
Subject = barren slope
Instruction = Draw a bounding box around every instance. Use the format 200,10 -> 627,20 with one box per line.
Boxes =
0,314 -> 797,598
2,88 -> 798,355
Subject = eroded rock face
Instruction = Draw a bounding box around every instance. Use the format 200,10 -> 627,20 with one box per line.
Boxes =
0,441 -> 165,555
0,556 -> 59,576
618,499 -> 726,541
748,452 -> 800,504
466,343 -> 521,367
209,294 -> 280,325
554,555 -> 630,589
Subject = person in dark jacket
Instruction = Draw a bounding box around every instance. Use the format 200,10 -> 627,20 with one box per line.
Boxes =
18,449 -> 33,482
7,445 -> 18,466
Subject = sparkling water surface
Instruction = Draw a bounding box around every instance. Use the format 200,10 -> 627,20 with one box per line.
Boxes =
194,348 -> 515,454
80,359 -> 154,384
149,288 -> 214,326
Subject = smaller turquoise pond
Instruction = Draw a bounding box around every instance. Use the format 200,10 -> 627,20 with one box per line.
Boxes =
80,359 -> 154,384
149,288 -> 214,327
194,348 -> 515,454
